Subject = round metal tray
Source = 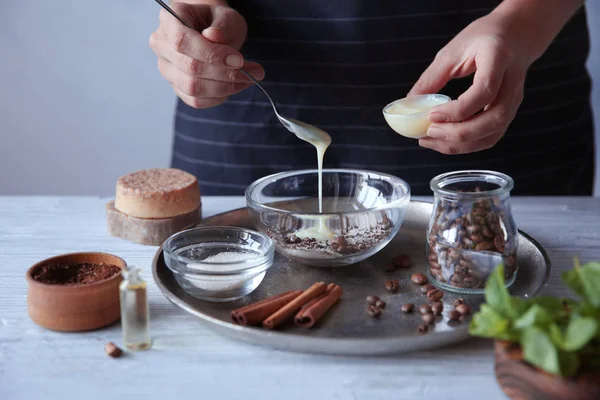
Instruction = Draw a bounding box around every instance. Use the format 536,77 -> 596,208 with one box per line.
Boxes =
152,201 -> 550,356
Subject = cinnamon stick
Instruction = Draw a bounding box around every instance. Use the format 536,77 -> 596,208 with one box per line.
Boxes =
298,289 -> 329,311
262,282 -> 328,330
231,290 -> 303,326
295,284 -> 343,328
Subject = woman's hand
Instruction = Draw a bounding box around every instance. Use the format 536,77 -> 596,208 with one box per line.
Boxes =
149,2 -> 264,109
407,11 -> 532,155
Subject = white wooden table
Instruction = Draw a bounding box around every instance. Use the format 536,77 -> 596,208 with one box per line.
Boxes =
1,196 -> 599,400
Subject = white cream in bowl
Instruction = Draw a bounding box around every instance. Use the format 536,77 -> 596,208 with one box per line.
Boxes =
383,94 -> 451,139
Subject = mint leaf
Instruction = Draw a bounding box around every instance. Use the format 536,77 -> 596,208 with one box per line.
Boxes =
509,296 -> 529,318
526,296 -> 567,310
579,262 -> 600,307
514,304 -> 553,330
558,351 -> 580,377
522,327 -> 561,376
548,323 -> 565,348
485,264 -> 517,319
583,347 -> 600,370
562,261 -> 600,307
562,317 -> 598,351
562,269 -> 586,298
469,304 -> 517,341
572,300 -> 600,320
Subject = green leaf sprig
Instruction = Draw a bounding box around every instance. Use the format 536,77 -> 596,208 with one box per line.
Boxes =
469,259 -> 600,377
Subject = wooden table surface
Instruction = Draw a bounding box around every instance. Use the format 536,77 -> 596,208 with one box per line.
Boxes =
1,196 -> 599,400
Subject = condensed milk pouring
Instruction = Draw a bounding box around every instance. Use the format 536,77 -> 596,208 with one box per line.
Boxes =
286,118 -> 332,214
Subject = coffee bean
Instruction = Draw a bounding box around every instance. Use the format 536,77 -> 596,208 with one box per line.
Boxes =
393,254 -> 412,268
481,226 -> 494,238
375,300 -> 386,309
385,279 -> 399,293
466,239 -> 478,250
473,207 -> 487,217
105,342 -> 123,358
421,313 -> 435,325
455,304 -> 471,315
385,263 -> 397,273
475,241 -> 495,251
448,310 -> 461,321
419,304 -> 432,315
480,199 -> 492,209
417,324 -> 429,334
401,303 -> 414,313
420,284 -> 435,294
285,235 -> 302,244
494,235 -> 506,252
469,234 -> 484,243
429,261 -> 441,270
331,236 -> 351,254
466,225 -> 479,234
366,295 -> 380,305
411,273 -> 428,285
381,216 -> 393,230
426,289 -> 443,302
367,305 -> 381,318
432,301 -> 443,316
428,234 -> 436,245
453,298 -> 465,307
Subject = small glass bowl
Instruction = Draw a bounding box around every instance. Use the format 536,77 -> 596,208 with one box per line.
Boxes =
163,226 -> 275,302
246,169 -> 411,267
383,94 -> 451,139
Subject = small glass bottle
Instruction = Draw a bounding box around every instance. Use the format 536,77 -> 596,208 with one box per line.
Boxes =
119,266 -> 151,350
426,170 -> 519,294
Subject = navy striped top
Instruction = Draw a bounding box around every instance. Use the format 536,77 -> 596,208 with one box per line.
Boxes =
171,0 -> 595,196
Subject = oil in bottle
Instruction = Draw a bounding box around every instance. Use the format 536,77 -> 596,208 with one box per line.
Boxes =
119,266 -> 151,350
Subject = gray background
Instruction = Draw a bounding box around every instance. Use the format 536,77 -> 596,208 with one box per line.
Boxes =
1,2 -> 598,196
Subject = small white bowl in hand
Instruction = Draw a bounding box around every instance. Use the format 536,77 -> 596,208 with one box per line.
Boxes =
383,94 -> 451,139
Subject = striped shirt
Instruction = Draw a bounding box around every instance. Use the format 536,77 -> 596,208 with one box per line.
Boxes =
171,0 -> 595,195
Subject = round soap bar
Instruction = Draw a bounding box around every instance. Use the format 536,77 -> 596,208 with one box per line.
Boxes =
114,168 -> 200,219
383,94 -> 451,139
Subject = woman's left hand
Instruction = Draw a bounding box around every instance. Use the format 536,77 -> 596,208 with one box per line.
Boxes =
407,11 -> 534,155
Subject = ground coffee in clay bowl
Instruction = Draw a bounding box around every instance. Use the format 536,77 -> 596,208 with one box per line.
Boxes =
32,262 -> 121,285
26,252 -> 126,332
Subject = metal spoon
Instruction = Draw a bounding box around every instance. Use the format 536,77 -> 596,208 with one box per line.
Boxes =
153,0 -> 331,144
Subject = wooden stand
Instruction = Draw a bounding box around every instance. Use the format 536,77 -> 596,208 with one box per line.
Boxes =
494,340 -> 600,400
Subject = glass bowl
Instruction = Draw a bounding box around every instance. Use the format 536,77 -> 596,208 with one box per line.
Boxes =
245,169 -> 411,267
162,226 -> 275,302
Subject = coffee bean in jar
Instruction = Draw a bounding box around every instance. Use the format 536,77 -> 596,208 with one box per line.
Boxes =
426,171 -> 518,293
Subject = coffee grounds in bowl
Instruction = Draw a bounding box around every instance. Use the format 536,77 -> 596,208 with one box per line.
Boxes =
32,263 -> 121,285
273,224 -> 393,257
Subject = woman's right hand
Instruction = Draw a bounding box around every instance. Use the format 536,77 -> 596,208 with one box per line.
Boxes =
149,2 -> 264,109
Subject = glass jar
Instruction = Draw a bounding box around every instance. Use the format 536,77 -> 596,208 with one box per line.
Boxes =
426,170 -> 518,293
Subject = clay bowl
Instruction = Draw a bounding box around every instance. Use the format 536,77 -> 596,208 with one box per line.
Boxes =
494,340 -> 600,400
26,252 -> 126,332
